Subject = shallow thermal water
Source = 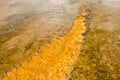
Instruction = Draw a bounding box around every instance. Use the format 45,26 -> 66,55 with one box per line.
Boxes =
0,0 -> 87,78
0,0 -> 120,79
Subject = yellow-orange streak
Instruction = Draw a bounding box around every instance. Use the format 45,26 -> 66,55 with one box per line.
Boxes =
3,10 -> 86,80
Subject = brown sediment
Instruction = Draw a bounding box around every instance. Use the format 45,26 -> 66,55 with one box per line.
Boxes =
3,10 -> 86,80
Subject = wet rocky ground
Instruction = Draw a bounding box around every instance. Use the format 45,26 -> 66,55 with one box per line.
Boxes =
69,1 -> 120,80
